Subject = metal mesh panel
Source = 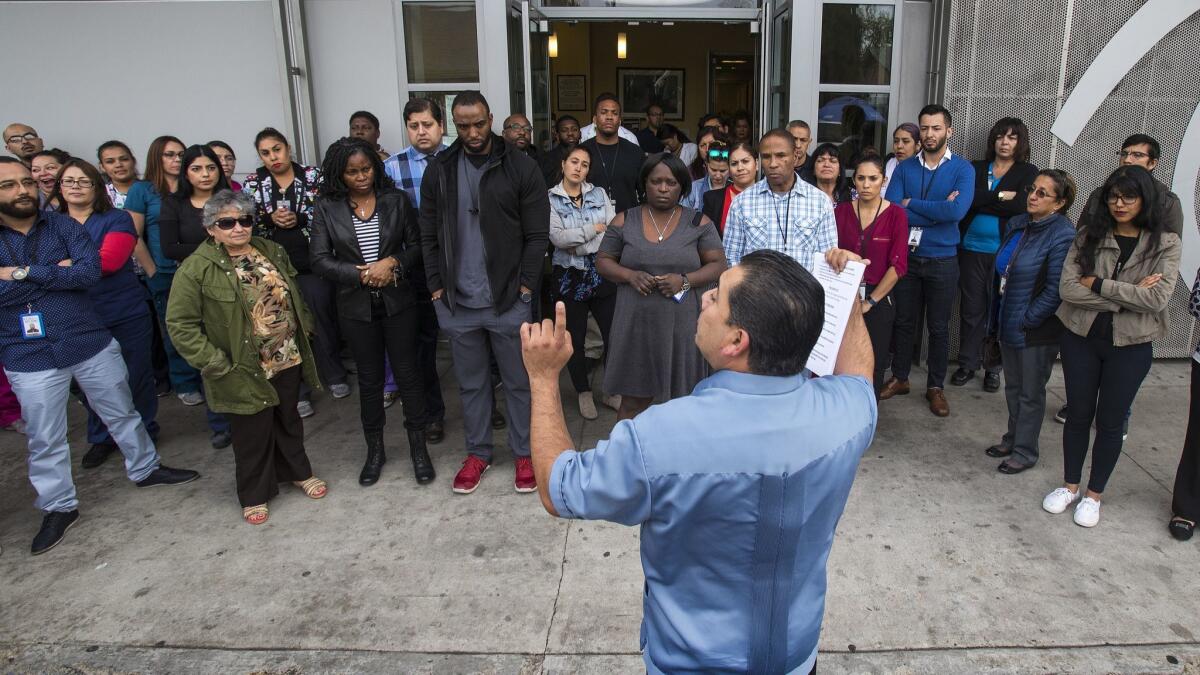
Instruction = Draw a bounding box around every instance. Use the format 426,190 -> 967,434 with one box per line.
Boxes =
942,0 -> 1200,359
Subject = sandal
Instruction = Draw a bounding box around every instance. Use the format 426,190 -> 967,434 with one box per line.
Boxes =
1169,517 -> 1195,541
243,504 -> 269,525
294,477 -> 327,499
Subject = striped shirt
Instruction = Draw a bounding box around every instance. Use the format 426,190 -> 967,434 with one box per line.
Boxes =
353,211 -> 381,264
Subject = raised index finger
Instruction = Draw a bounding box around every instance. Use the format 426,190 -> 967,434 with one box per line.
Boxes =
554,301 -> 567,341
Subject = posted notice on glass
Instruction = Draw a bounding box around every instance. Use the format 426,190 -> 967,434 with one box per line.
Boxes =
805,258 -> 867,377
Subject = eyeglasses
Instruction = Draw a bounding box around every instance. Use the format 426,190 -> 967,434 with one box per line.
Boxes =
1118,150 -> 1151,160
212,215 -> 255,230
59,178 -> 95,188
1106,193 -> 1140,206
1027,187 -> 1057,200
162,151 -> 185,160
505,124 -> 533,133
6,132 -> 39,144
707,148 -> 730,160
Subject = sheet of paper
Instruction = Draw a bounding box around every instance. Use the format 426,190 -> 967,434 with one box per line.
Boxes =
804,258 -> 867,377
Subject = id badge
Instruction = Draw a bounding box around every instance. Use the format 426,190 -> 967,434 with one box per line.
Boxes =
858,283 -> 867,300
908,228 -> 923,248
20,312 -> 45,340
672,287 -> 689,303
998,276 -> 1007,296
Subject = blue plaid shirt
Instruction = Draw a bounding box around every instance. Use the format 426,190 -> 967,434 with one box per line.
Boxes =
383,143 -> 447,207
723,177 -> 837,271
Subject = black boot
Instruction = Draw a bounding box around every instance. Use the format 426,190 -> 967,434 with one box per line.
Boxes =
359,433 -> 386,486
408,428 -> 436,484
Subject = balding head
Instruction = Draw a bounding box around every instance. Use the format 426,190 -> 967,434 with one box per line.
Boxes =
4,124 -> 43,163
502,113 -> 532,149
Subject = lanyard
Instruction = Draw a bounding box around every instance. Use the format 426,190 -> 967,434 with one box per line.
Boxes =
772,189 -> 793,246
856,199 -> 882,256
919,153 -> 944,200
596,141 -> 620,188
465,156 -> 483,216
0,222 -> 41,266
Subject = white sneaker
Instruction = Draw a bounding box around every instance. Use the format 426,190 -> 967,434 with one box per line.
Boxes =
578,392 -> 598,420
1074,497 -> 1101,527
297,400 -> 315,418
329,383 -> 351,399
1042,487 -> 1080,514
177,391 -> 205,406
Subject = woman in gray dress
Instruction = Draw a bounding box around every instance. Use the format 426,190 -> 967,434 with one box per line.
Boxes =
596,153 -> 728,420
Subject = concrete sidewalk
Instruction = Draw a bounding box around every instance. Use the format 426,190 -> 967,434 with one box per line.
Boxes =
1,358 -> 1198,674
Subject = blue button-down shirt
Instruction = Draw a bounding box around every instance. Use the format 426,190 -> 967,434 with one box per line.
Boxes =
723,176 -> 837,271
0,211 -> 110,372
551,369 -> 877,674
383,143 -> 447,207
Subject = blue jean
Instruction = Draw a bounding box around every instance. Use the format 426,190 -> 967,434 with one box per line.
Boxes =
147,272 -> 230,434
7,339 -> 160,512
84,313 -> 159,445
891,255 -> 959,388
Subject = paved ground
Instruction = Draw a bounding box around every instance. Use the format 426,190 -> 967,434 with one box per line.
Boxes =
1,353 -> 1198,674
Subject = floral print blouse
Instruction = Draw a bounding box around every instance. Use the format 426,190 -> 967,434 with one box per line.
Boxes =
231,248 -> 302,379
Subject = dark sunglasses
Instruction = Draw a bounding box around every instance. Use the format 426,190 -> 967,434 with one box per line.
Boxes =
707,148 -> 730,160
213,215 -> 255,230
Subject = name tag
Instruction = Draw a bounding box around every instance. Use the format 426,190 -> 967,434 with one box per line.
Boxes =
20,312 -> 45,340
858,283 -> 868,300
908,228 -> 923,248
672,288 -> 689,303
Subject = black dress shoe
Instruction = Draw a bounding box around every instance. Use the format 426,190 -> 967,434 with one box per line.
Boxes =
491,407 -> 507,430
997,459 -> 1032,474
136,465 -> 200,488
1169,518 -> 1195,541
983,371 -> 1001,393
81,442 -> 117,469
32,510 -> 80,555
985,444 -> 1012,458
210,429 -> 232,449
426,420 -> 445,444
359,433 -> 386,486
950,367 -> 975,386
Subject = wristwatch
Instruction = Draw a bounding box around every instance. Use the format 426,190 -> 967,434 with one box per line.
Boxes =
866,296 -> 878,306
680,273 -> 691,292
520,290 -> 533,303
12,266 -> 29,281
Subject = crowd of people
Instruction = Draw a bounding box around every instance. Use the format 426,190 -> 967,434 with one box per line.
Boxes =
1,91 -> 1197,559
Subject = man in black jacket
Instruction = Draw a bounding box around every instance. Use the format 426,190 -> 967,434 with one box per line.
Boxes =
419,91 -> 550,496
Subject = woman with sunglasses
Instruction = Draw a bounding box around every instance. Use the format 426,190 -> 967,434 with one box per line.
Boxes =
683,141 -> 731,212
49,158 -> 159,470
1044,165 -> 1180,528
701,141 -> 758,236
157,144 -> 236,447
167,190 -> 327,525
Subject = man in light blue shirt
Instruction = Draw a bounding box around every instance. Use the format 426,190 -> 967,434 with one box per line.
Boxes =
522,249 -> 877,674
723,130 -> 837,272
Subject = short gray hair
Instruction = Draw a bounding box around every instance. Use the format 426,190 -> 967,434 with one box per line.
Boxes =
202,189 -> 255,228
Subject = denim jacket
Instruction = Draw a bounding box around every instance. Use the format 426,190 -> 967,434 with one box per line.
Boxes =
548,181 -> 615,271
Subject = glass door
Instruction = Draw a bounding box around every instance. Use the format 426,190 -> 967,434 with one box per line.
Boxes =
758,1 -> 792,134
508,1 -> 552,151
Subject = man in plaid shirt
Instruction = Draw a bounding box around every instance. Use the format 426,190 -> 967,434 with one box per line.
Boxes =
722,129 -> 836,272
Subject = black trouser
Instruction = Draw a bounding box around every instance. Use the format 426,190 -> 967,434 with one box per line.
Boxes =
561,283 -> 617,393
415,299 -> 446,424
295,273 -> 347,402
863,287 -> 896,395
957,249 -> 1001,373
891,255 -> 958,388
1060,329 -> 1152,493
341,296 -> 427,435
1173,359 -> 1200,521
227,365 -> 312,507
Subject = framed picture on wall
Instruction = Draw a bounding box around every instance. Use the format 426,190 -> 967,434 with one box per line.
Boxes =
618,68 -> 685,120
556,75 -> 586,111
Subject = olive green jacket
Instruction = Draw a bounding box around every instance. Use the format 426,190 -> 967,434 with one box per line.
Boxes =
166,237 -> 321,415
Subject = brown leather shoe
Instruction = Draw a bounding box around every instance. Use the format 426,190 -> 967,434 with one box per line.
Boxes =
878,377 -> 910,400
926,387 -> 950,417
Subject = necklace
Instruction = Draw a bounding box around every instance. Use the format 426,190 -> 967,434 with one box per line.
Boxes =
647,206 -> 677,242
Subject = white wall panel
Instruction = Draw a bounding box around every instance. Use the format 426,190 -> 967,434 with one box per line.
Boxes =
0,0 -> 289,176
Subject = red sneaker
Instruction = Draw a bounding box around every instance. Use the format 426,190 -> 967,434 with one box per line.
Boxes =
514,457 -> 537,493
452,455 -> 490,494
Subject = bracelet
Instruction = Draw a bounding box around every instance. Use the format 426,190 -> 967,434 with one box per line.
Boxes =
867,296 -> 878,306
